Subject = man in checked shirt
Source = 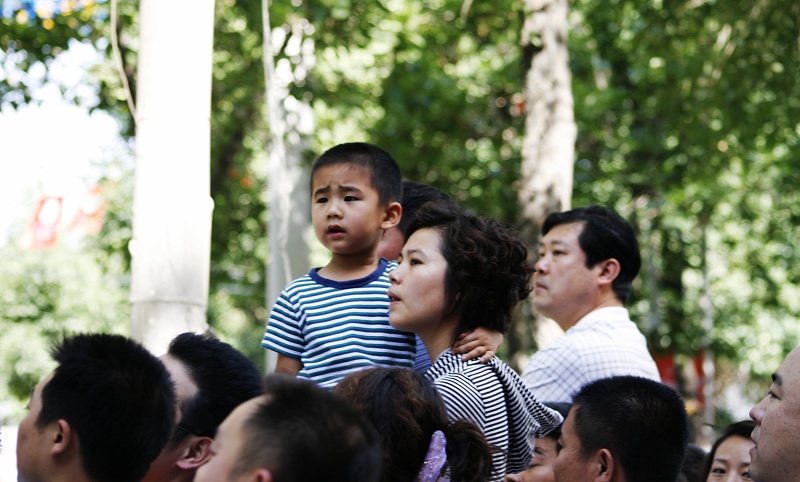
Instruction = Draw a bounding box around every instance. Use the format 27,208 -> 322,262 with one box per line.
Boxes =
520,205 -> 661,403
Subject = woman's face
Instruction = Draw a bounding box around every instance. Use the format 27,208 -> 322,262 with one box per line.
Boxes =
388,227 -> 449,336
707,435 -> 754,482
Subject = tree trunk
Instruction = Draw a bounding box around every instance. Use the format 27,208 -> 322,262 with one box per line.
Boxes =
511,0 -> 577,369
130,0 -> 215,355
262,0 -> 312,372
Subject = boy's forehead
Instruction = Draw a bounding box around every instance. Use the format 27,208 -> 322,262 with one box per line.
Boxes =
311,163 -> 375,189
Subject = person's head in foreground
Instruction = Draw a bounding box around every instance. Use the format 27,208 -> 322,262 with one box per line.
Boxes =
701,420 -> 755,482
553,376 -> 689,482
505,403 -> 572,482
194,374 -> 383,482
143,332 -> 264,482
748,345 -> 800,482
335,366 -> 493,482
16,333 -> 176,482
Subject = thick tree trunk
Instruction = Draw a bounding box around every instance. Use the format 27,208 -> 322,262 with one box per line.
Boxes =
130,0 -> 215,355
511,0 -> 577,370
262,0 -> 312,372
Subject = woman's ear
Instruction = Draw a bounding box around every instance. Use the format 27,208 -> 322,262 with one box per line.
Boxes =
381,202 -> 402,230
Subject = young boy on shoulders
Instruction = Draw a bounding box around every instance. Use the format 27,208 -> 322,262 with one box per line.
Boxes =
262,143 -> 413,388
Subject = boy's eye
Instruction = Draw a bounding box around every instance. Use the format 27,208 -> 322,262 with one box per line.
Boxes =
344,195 -> 358,202
316,197 -> 328,203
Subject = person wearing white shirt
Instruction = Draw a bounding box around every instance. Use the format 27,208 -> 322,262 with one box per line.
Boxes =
520,205 -> 660,403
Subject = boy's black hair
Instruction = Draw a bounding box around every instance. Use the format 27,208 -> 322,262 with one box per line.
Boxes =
405,202 -> 533,343
571,376 -> 689,482
542,205 -> 641,302
166,332 -> 263,444
312,142 -> 402,205
234,375 -> 382,482
38,333 -> 176,482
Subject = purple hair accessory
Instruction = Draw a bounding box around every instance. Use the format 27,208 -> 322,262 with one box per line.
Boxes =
415,430 -> 448,482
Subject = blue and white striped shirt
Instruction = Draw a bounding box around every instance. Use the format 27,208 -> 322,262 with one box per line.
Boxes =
262,259 -> 416,388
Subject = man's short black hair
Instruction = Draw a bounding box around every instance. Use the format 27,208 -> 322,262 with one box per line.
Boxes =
166,332 -> 263,443
38,333 -> 176,482
236,374 -> 382,482
397,181 -> 456,237
542,205 -> 641,302
311,142 -> 402,206
571,376 -> 689,482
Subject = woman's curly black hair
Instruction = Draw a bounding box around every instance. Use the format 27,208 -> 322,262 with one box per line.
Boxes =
405,202 -> 533,344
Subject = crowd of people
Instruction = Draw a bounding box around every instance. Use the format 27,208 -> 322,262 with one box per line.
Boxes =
11,142 -> 800,482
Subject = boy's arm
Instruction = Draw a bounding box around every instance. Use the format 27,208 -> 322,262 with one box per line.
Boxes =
274,354 -> 303,376
451,327 -> 504,363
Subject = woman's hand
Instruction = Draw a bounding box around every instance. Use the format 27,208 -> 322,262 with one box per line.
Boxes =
452,327 -> 504,363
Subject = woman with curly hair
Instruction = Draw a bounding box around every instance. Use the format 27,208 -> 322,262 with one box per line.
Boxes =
387,203 -> 562,481
335,366 -> 492,482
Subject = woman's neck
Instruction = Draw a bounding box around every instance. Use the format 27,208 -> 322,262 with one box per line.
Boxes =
420,317 -> 459,362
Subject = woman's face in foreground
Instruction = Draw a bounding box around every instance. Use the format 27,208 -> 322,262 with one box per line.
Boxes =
388,227 -> 449,335
707,434 -> 754,482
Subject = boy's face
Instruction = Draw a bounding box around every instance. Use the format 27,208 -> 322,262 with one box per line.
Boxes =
311,163 -> 398,257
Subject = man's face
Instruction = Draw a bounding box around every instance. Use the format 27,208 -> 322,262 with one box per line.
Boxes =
533,222 -> 601,328
749,346 -> 800,482
17,371 -> 55,482
141,355 -> 201,482
194,396 -> 263,482
553,406 -> 596,482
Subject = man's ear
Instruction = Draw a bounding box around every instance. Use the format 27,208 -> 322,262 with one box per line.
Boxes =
381,202 -> 402,230
176,437 -> 213,470
50,419 -> 73,455
594,448 -> 616,482
595,259 -> 621,286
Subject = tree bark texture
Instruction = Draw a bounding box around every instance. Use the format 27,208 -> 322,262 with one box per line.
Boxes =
262,0 -> 312,372
511,0 -> 577,369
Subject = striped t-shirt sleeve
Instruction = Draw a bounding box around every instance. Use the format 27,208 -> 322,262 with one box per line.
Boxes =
434,372 -> 487,430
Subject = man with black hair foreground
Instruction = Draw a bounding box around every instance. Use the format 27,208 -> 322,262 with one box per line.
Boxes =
142,332 -> 264,482
748,345 -> 800,482
16,333 -> 176,482
554,376 -> 689,482
521,205 -> 660,403
195,374 -> 382,482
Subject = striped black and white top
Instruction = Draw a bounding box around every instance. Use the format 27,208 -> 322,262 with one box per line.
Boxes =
261,259 -> 416,388
426,351 -> 564,480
